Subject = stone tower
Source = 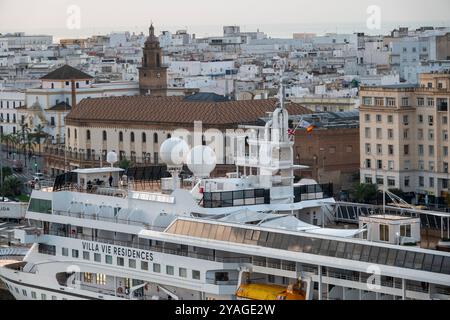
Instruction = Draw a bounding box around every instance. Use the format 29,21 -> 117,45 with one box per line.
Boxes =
139,24 -> 168,96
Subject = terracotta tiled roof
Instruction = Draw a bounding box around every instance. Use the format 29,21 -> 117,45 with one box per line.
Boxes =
66,95 -> 313,126
40,64 -> 93,80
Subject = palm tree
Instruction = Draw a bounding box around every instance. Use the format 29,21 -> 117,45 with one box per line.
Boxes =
18,124 -> 32,166
32,124 -> 47,156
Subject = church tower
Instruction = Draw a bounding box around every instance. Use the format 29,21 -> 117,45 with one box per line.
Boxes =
139,24 -> 168,96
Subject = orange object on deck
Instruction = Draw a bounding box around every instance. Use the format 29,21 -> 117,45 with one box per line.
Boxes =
236,283 -> 306,300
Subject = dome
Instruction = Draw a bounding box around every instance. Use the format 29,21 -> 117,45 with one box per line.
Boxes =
160,137 -> 190,167
187,145 -> 217,177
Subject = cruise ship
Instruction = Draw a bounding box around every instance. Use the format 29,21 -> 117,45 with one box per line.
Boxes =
1,89 -> 449,301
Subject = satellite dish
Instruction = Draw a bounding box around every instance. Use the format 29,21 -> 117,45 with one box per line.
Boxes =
187,145 -> 217,178
160,137 -> 189,168
107,151 -> 118,167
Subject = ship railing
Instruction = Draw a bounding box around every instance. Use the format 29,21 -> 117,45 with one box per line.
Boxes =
205,278 -> 239,286
76,283 -> 116,297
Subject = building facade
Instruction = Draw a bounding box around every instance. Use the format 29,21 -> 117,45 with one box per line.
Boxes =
360,72 -> 450,205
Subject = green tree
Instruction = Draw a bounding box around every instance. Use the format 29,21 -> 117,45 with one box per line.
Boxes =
32,124 -> 47,156
118,158 -> 131,170
1,176 -> 22,197
350,183 -> 378,203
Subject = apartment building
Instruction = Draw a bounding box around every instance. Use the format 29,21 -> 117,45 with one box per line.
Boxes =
360,71 -> 450,203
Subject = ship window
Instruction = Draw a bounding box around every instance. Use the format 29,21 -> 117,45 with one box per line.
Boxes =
422,254 -> 434,271
129,259 -> 136,269
62,247 -> 69,256
41,294 -> 47,300
318,239 -> 330,255
179,267 -> 187,278
72,249 -> 79,258
301,238 -> 313,254
328,241 -> 338,257
431,256 -> 443,273
266,232 -> 277,248
394,250 -> 406,267
117,257 -> 124,266
289,236 -> 304,253
257,231 -> 269,245
413,253 -> 425,270
343,243 -> 354,259
404,252 -> 415,269
153,263 -> 161,273
166,265 -> 174,275
83,251 -> 90,260
96,274 -> 106,285
94,253 -> 101,262
22,289 -> 27,297
311,238 -> 322,254
377,247 -> 389,265
192,270 -> 201,280
31,291 -> 37,299
280,234 -> 291,249
28,198 -> 52,214
441,257 -> 450,274
352,244 -> 363,260
368,246 -> 380,263
105,255 -> 113,264
141,261 -> 148,271
234,228 -> 246,243
386,249 -> 397,266
336,242 -> 346,258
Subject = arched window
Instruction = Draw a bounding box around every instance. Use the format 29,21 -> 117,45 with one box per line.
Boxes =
51,83 -> 54,89
167,133 -> 172,139
153,133 -> 158,144
67,128 -> 70,139
102,131 -> 107,141
74,129 -> 77,139
131,132 -> 135,143
142,133 -> 147,143
119,131 -> 123,142
156,54 -> 160,67
86,130 -> 91,141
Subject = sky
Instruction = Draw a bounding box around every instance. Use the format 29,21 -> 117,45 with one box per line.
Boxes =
1,0 -> 450,39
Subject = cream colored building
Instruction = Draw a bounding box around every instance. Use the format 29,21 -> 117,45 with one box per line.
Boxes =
360,71 -> 450,201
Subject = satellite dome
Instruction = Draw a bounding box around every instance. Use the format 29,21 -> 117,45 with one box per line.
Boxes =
187,145 -> 217,177
160,137 -> 189,167
106,151 -> 118,165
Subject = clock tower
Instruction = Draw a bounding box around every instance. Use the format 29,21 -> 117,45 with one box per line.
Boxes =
139,24 -> 168,96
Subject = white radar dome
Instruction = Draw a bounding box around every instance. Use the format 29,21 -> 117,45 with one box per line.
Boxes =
107,151 -> 118,165
187,145 -> 217,177
160,137 -> 190,167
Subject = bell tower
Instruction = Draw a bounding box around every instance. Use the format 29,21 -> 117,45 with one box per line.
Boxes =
139,24 -> 168,96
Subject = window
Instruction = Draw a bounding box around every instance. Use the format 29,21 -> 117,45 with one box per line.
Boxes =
429,177 -> 435,188
418,145 -> 424,156
444,147 -> 448,157
72,249 -> 79,258
129,259 -> 136,269
443,116 -> 448,125
444,131 -> 448,141
141,261 -> 149,270
74,129 -> 77,139
366,159 -> 371,169
375,98 -> 384,106
418,160 -> 424,170
404,145 -> 409,155
142,133 -> 147,143
67,128 -> 70,138
429,161 -> 435,172
418,129 -> 424,140
94,253 -> 101,262
166,265 -> 174,275
192,270 -> 201,280
401,97 -> 409,107
386,98 -> 396,107
388,145 -> 394,156
380,225 -> 389,242
388,161 -> 394,170
22,289 -> 27,297
365,143 -> 371,154
387,115 -> 393,123
329,146 -> 336,154
153,133 -> 158,143
404,177 -> 410,188
403,129 -> 409,139
179,267 -> 187,278
105,255 -> 113,264
102,131 -> 107,141
388,177 -> 396,187
50,117 -> 55,126
52,296 -> 57,300
400,225 -> 411,237
419,176 -> 425,187
429,145 -> 434,156
83,251 -> 90,260
376,114 -> 382,122
417,97 -> 425,106
117,257 -> 124,266
376,128 -> 382,139
365,127 -> 371,139
429,115 -> 434,126
418,115 -> 423,123
377,144 -> 382,155
41,294 -> 47,300
119,131 -> 123,142
62,247 -> 69,256
404,160 -> 411,170
31,291 -> 37,299
428,129 -> 434,140
376,176 -> 384,186
403,115 -> 409,125
130,132 -> 135,143
377,160 -> 382,170
153,263 -> 161,273
96,274 -> 106,285
365,114 -> 371,122
363,97 -> 373,105
86,130 -> 91,140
